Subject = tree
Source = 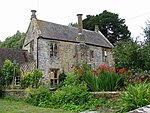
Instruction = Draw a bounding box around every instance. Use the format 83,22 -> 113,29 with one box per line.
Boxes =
143,20 -> 150,43
68,22 -> 78,28
82,10 -> 131,44
113,40 -> 141,70
142,21 -> 150,70
0,31 -> 25,49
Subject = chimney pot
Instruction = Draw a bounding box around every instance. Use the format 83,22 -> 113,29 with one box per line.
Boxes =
31,10 -> 37,20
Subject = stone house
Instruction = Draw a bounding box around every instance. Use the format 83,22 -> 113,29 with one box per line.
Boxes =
23,10 -> 114,87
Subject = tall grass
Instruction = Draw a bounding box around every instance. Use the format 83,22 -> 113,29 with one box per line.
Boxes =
81,64 -> 126,91
119,82 -> 150,112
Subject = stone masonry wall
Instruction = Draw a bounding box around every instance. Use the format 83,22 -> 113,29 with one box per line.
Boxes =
37,39 -> 76,79
23,18 -> 42,68
38,38 -> 114,81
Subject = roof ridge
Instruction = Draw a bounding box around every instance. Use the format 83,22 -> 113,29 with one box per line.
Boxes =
37,19 -> 98,33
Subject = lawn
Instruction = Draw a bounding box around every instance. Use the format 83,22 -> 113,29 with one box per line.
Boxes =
0,99 -> 74,113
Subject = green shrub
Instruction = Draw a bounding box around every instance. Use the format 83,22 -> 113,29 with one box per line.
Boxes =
25,85 -> 51,107
20,69 -> 42,88
2,60 -> 20,86
51,84 -> 91,105
51,84 -> 93,111
58,72 -> 67,87
3,95 -> 16,101
119,82 -> 150,112
64,72 -> 82,86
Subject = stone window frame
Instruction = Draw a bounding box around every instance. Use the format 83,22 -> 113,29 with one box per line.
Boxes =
102,48 -> 107,62
49,68 -> 59,88
15,76 -> 20,86
90,50 -> 94,61
50,42 -> 58,58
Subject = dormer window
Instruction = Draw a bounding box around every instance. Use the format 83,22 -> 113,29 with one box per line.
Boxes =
102,49 -> 107,62
50,43 -> 57,58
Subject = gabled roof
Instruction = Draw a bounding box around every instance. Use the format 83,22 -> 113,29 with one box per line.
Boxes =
0,48 -> 33,67
36,19 -> 113,48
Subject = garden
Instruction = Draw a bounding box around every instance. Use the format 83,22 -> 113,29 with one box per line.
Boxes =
0,59 -> 150,113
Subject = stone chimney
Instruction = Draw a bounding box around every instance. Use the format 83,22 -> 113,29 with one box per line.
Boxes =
77,14 -> 83,34
76,14 -> 85,42
31,10 -> 37,20
95,25 -> 99,32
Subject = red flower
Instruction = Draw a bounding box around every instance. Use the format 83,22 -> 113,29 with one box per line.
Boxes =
92,69 -> 99,77
118,68 -> 126,74
109,67 -> 116,73
95,71 -> 99,77
99,64 -> 107,71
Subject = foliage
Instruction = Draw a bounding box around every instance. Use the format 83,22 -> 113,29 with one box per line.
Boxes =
2,60 -> 20,86
52,84 -> 91,105
79,64 -> 126,91
24,71 -> 107,112
58,72 -> 67,87
112,20 -> 150,72
140,42 -> 150,71
143,20 -> 150,43
0,31 -> 25,49
3,95 -> 16,101
82,10 -> 131,44
114,39 -> 150,71
119,82 -> 150,112
0,59 -> 21,95
97,71 -> 125,91
114,40 -> 141,70
68,22 -> 78,28
51,84 -> 94,111
25,85 -> 51,107
20,69 -> 42,88
63,72 -> 82,86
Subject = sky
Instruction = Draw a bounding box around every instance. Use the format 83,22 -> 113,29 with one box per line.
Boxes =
0,0 -> 150,41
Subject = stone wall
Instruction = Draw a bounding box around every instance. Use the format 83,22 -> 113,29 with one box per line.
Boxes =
127,105 -> 150,113
23,18 -> 42,68
37,39 -> 76,80
90,91 -> 122,99
37,38 -> 114,81
4,89 -> 25,99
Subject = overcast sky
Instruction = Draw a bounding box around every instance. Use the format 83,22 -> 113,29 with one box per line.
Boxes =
0,0 -> 150,41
